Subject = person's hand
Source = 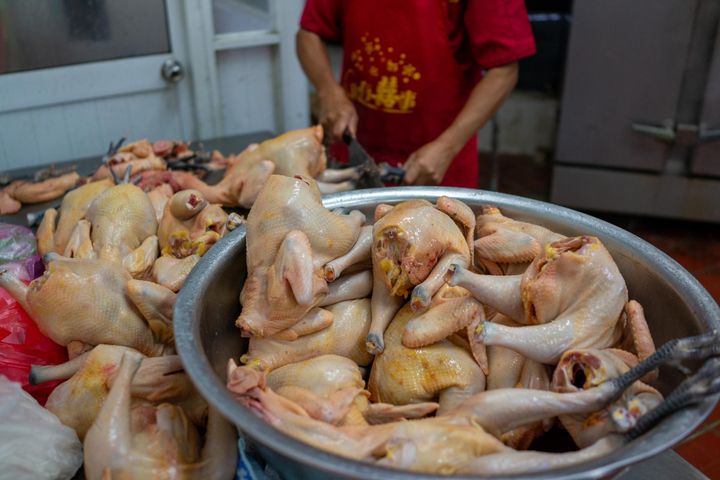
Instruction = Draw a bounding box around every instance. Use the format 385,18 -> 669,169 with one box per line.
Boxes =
317,85 -> 358,143
402,139 -> 457,185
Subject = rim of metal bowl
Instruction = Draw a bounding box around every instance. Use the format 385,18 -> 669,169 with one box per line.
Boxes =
175,186 -> 720,480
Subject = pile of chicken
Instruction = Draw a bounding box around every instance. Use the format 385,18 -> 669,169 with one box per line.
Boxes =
227,177 -> 660,475
0,126 -> 357,215
0,167 -> 242,478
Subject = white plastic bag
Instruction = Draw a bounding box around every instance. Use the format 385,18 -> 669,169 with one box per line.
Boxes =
0,375 -> 83,480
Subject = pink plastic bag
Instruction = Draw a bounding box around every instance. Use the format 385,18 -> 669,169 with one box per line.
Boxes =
0,286 -> 67,405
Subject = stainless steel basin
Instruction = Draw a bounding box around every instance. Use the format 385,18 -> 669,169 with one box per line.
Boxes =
174,187 -> 720,479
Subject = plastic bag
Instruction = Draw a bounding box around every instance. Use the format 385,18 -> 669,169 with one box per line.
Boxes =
0,223 -> 44,280
0,286 -> 67,404
0,375 -> 83,480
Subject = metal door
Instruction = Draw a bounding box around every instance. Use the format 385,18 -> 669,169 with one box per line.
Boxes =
0,0 -> 195,171
555,0 -> 698,172
691,24 -> 720,176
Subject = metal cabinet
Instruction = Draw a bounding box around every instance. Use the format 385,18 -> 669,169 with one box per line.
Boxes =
552,0 -> 720,222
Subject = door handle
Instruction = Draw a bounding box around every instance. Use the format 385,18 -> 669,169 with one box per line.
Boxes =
161,59 -> 185,83
631,122 -> 675,143
632,121 -> 720,145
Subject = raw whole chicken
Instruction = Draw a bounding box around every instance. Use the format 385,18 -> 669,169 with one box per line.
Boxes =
449,235 -> 628,364
30,344 -> 206,439
266,354 -> 436,426
164,127 -> 359,208
236,175 -> 365,337
242,299 -> 374,371
227,356 -> 650,475
37,179 -> 113,256
266,355 -> 368,425
0,257 -> 174,356
84,352 -> 237,480
368,303 -> 486,414
367,197 -> 475,354
551,348 -> 663,448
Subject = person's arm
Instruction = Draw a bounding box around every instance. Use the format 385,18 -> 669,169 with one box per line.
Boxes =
296,29 -> 358,142
403,62 -> 518,185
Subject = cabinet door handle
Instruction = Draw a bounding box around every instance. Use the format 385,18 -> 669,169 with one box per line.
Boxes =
631,122 -> 676,142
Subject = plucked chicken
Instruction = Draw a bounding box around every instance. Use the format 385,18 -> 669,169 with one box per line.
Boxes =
368,303 -> 486,414
551,348 -> 663,448
449,235 -> 628,364
236,174 -> 365,337
165,127 -> 359,208
84,352 -> 236,480
0,256 -> 174,356
367,197 -> 475,354
30,344 -> 206,439
227,348 -> 665,475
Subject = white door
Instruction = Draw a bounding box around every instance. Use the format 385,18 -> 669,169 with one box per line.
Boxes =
0,0 -> 195,171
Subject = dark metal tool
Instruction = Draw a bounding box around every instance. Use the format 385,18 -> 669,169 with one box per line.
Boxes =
343,130 -> 405,188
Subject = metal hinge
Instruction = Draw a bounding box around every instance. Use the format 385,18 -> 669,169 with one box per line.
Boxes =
632,121 -> 720,146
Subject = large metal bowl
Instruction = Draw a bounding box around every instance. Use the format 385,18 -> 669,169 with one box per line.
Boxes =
175,187 -> 720,479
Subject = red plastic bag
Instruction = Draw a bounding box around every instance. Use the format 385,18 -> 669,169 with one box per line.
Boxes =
0,286 -> 67,405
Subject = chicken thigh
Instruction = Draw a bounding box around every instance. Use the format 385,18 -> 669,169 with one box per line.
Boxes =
450,236 -> 628,364
242,299 -> 374,371
237,175 -> 365,337
473,205 -> 564,273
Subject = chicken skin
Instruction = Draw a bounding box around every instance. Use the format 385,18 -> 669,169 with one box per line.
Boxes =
31,344 -> 206,439
368,304 -> 486,414
86,182 -> 158,265
0,256 -> 173,356
84,352 -> 236,480
237,175 -> 365,337
450,236 -> 628,364
367,197 -> 474,354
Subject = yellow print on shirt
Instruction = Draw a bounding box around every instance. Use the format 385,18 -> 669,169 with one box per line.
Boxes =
344,34 -> 421,114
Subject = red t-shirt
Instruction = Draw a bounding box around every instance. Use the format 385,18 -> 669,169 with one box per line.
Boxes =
301,0 -> 536,188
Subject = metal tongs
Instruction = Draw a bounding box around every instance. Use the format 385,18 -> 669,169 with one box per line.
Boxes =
605,330 -> 720,439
